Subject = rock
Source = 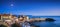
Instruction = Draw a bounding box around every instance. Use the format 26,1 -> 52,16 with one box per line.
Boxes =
0,24 -> 7,27
31,25 -> 40,27
45,18 -> 56,22
11,23 -> 22,27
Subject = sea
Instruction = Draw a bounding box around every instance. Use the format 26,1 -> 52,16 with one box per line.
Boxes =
28,16 -> 60,27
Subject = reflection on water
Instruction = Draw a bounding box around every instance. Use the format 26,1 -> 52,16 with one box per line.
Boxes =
31,21 -> 60,27
31,16 -> 60,27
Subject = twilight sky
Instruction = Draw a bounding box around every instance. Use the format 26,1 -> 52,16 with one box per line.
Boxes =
0,0 -> 60,16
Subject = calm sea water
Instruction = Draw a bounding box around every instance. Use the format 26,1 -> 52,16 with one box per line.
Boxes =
29,16 -> 60,27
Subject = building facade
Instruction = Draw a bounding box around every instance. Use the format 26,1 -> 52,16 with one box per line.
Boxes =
0,14 -> 17,22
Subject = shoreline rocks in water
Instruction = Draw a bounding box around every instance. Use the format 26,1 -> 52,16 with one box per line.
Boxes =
29,18 -> 56,22
45,18 -> 56,22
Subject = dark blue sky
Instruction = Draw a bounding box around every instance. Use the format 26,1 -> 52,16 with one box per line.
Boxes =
0,0 -> 60,16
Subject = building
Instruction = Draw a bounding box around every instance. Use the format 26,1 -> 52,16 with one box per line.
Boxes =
0,14 -> 17,22
18,15 -> 29,21
24,16 -> 30,21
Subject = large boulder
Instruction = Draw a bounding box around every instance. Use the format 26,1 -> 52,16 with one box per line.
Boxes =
45,18 -> 55,22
